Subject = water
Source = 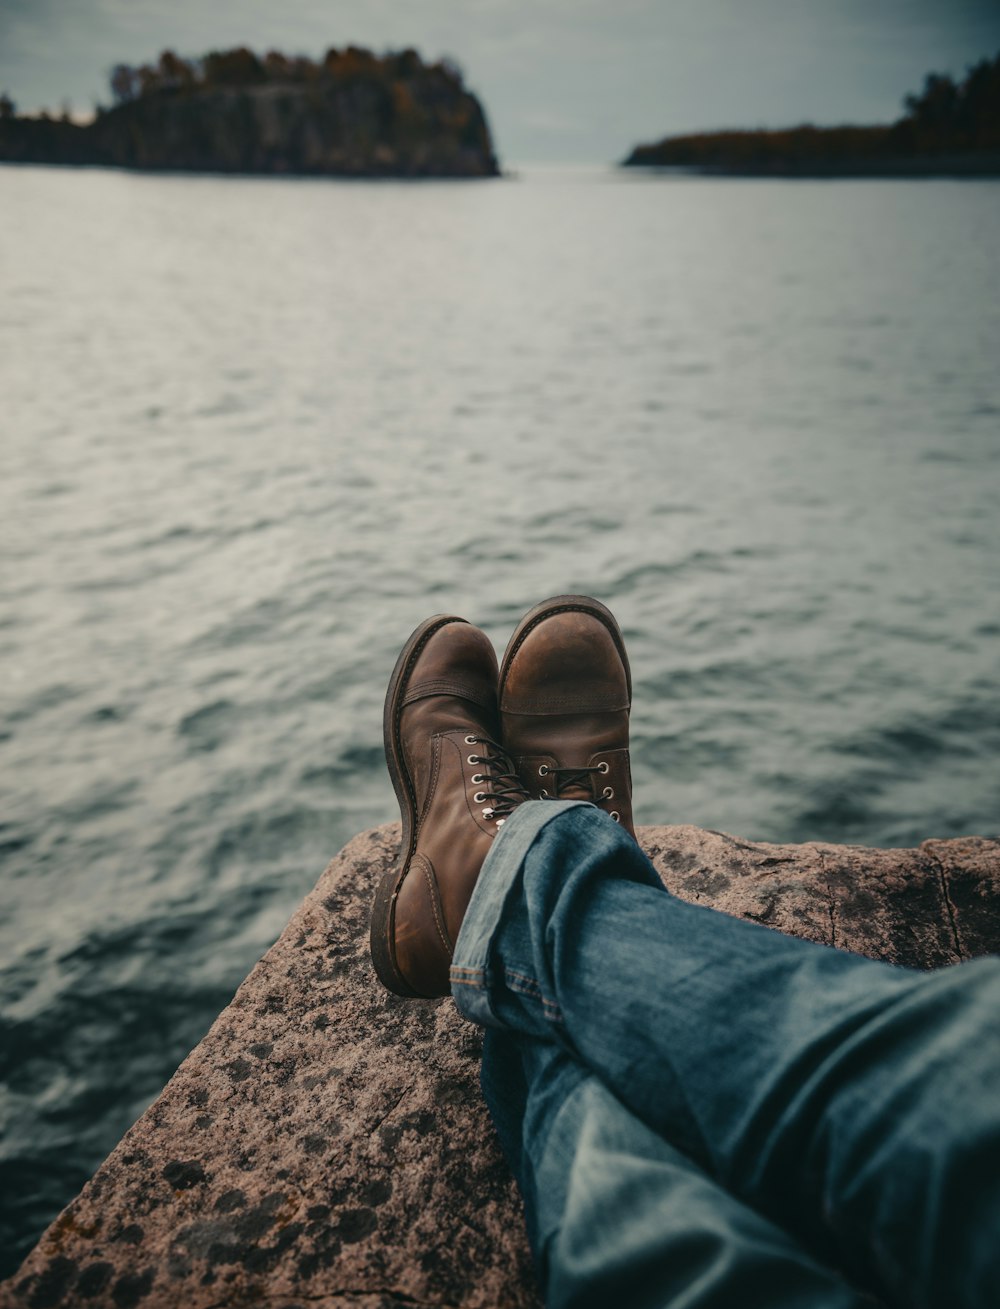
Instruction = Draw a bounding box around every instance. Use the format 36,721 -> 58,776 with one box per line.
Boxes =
1,163 -> 998,1275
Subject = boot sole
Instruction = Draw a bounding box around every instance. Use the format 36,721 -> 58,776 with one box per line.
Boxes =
498,594 -> 632,707
370,613 -> 469,998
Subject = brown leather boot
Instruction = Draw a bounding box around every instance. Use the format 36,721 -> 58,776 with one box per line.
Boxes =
371,615 -> 529,998
498,595 -> 635,838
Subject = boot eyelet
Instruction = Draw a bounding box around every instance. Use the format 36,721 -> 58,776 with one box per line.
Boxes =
611,811 -> 620,822
465,735 -> 478,745
597,761 -> 610,775
474,792 -> 486,803
602,786 -> 614,799
495,817 -> 505,826
471,774 -> 484,784
468,755 -> 479,765
538,764 -> 549,776
482,807 -> 494,819
539,788 -> 548,797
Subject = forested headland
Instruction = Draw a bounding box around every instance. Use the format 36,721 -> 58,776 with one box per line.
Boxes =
623,53 -> 1000,176
0,46 -> 499,178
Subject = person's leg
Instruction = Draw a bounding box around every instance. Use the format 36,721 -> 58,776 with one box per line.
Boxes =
482,1029 -> 874,1309
453,800 -> 1000,1309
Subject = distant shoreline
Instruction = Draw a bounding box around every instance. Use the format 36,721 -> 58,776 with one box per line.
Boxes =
621,151 -> 1000,179
621,53 -> 1000,179
0,156 -> 506,182
621,132 -> 1000,178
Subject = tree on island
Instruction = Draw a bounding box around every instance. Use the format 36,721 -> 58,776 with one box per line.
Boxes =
0,92 -> 15,119
899,53 -> 1000,149
102,45 -> 470,106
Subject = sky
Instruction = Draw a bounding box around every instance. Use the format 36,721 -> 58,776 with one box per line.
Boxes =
1,0 -> 999,163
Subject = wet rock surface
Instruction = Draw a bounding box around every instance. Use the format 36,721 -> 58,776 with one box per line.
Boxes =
4,824 -> 998,1308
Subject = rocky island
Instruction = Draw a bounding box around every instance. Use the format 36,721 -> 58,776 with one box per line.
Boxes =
623,52 -> 1000,176
0,46 -> 499,177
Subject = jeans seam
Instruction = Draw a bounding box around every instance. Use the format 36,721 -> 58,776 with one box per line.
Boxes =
502,968 -> 564,1022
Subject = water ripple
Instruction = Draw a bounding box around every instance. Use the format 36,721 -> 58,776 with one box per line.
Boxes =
2,165 -> 999,1276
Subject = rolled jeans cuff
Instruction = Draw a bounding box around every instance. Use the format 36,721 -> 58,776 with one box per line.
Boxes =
450,799 -> 592,1026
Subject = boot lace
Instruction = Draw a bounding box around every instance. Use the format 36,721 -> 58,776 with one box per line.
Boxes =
465,736 -> 531,825
538,762 -> 621,822
538,763 -> 606,799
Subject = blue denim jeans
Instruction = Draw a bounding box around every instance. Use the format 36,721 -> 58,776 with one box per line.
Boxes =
450,801 -> 1000,1309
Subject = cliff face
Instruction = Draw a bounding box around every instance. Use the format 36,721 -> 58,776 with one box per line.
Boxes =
0,49 -> 500,178
3,823 -> 999,1309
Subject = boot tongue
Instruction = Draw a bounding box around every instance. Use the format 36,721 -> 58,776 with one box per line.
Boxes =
551,767 -> 598,801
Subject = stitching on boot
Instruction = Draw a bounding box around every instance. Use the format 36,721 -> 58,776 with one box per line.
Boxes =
416,735 -> 443,835
418,855 -> 453,955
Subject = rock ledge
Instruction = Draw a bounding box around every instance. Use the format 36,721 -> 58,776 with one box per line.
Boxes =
4,824 -> 998,1308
